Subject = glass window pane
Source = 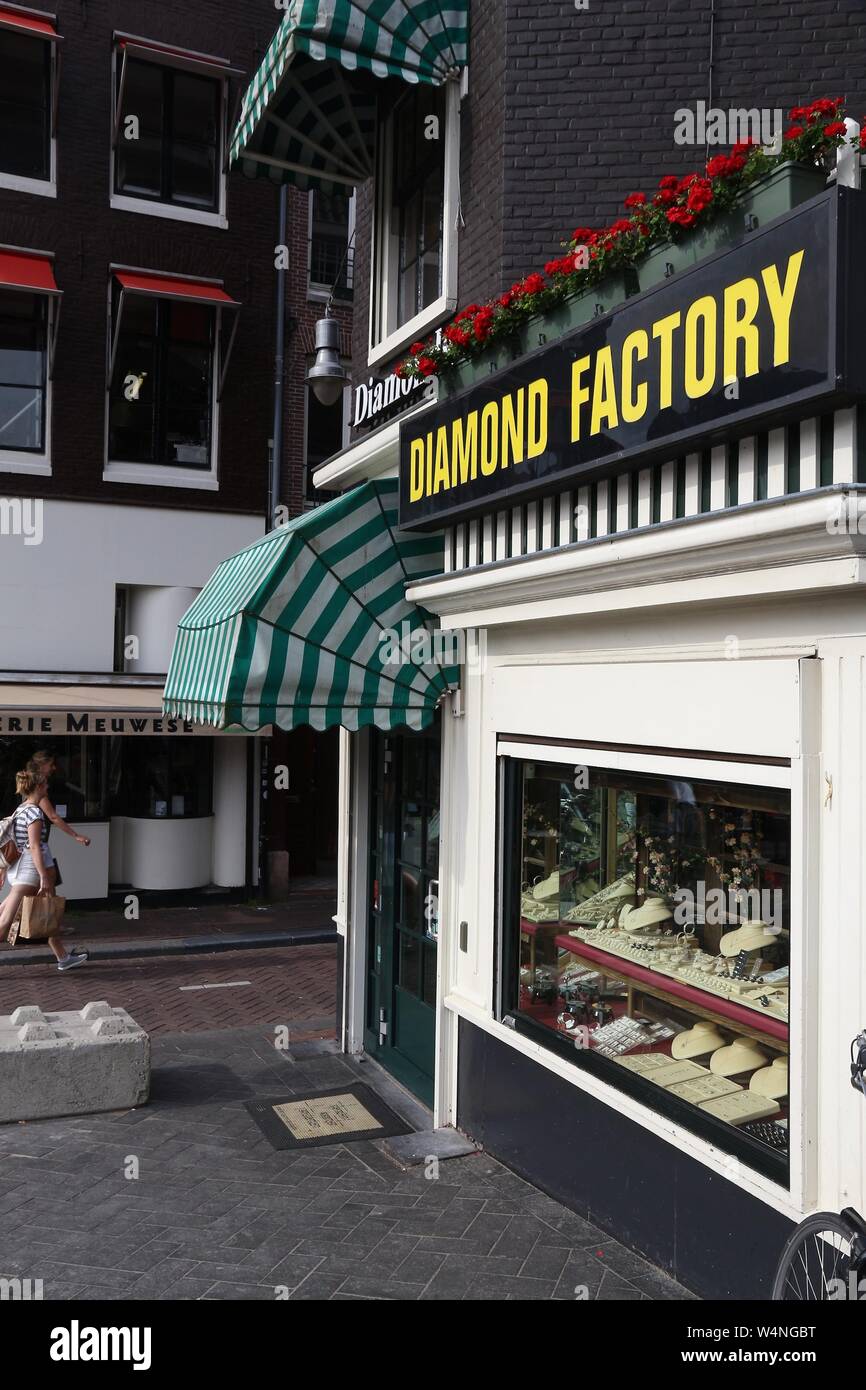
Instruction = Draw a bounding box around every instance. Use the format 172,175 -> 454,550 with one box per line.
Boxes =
508,757 -> 791,1170
122,60 -> 164,132
400,864 -> 422,928
170,141 -> 217,209
0,291 -> 46,452
115,134 -> 163,198
171,73 -> 219,143
0,32 -> 50,179
0,385 -> 43,450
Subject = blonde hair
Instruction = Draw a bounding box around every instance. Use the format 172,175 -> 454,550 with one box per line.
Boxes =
16,769 -> 44,798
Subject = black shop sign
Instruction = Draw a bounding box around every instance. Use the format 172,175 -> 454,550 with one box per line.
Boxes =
399,187 -> 866,529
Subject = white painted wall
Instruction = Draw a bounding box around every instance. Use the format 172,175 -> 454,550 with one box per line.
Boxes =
211,737 -> 247,887
125,586 -> 200,673
0,499 -> 263,672
409,558 -> 866,1225
112,815 -> 213,890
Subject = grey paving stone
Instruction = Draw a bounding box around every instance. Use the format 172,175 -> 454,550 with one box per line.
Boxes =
332,1275 -> 419,1300
0,1027 -> 695,1303
383,1127 -> 480,1166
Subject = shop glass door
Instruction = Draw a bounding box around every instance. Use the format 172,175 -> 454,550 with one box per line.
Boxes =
365,723 -> 440,1106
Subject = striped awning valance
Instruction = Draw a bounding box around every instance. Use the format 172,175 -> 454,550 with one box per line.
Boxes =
163,481 -> 457,732
230,0 -> 469,194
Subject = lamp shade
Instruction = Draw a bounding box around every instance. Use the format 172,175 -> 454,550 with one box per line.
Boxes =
307,315 -> 348,406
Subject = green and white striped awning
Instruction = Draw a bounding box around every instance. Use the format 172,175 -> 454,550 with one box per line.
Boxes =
230,0 -> 469,193
163,481 -> 457,732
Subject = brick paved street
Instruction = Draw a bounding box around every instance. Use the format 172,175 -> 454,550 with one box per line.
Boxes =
0,1028 -> 694,1301
0,944 -> 337,1037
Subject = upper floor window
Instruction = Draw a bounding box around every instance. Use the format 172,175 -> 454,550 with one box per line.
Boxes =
106,270 -> 239,483
0,247 -> 60,469
309,191 -> 355,302
111,37 -> 238,226
0,6 -> 60,195
304,378 -> 349,505
369,79 -> 460,368
0,289 -> 47,451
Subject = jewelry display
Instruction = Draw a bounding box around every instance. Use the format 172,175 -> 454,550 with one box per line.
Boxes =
667,1073 -> 742,1103
671,1021 -> 726,1060
718,920 -> 781,959
698,1090 -> 782,1125
654,1058 -> 713,1087
568,924 -> 789,1021
749,1056 -> 789,1099
517,766 -> 791,1161
561,874 -> 636,925
709,1038 -> 769,1077
589,1016 -> 675,1058
740,1120 -> 789,1151
619,896 -> 673,933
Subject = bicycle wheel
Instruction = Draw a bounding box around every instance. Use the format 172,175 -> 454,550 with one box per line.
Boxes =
772,1211 -> 863,1300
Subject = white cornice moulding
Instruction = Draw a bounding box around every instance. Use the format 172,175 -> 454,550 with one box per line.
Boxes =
408,491 -> 866,625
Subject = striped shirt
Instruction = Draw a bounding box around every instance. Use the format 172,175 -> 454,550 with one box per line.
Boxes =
13,803 -> 45,853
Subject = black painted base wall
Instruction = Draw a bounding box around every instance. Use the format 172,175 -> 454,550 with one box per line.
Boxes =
457,1019 -> 794,1300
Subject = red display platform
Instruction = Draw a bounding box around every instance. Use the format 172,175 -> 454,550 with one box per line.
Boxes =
554,933 -> 789,1043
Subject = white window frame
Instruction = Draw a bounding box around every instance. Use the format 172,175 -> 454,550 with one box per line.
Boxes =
108,38 -> 234,231
0,272 -> 56,477
102,272 -> 222,492
307,189 -> 356,303
367,78 -> 461,369
0,7 -> 59,200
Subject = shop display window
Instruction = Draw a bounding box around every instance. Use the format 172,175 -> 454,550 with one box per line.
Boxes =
499,756 -> 791,1176
118,737 -> 212,818
0,737 -> 109,820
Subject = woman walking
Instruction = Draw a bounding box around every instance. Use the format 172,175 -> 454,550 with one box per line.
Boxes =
27,750 -> 91,890
0,768 -> 88,970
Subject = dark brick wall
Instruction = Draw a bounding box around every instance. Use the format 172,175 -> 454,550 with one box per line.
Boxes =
501,0 -> 866,281
0,0 -> 337,517
348,0 -> 866,393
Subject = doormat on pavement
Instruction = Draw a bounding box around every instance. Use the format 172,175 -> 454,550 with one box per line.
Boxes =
245,1083 -> 414,1150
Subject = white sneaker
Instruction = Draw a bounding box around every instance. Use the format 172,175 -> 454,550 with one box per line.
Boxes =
57,951 -> 88,972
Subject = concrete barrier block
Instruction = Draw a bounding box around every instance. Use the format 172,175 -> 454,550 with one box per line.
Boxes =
10,1006 -> 45,1024
0,1001 -> 150,1123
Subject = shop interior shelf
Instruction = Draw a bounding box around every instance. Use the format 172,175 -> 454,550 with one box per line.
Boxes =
554,933 -> 789,1045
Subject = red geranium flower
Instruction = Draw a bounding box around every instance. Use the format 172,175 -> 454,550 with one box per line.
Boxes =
823,121 -> 847,137
677,173 -> 700,193
417,357 -> 437,378
784,125 -> 805,141
624,192 -> 647,208
807,97 -> 841,120
443,323 -> 470,347
654,189 -> 676,205
454,303 -> 482,323
515,273 -> 546,297
686,178 -> 714,213
408,341 -> 425,355
395,363 -> 405,379
571,227 -> 596,245
860,125 -> 866,150
658,175 -> 679,191
666,207 -> 696,227
789,106 -> 809,122
608,218 -> 633,235
731,138 -> 755,157
473,308 -> 495,342
498,290 -> 515,308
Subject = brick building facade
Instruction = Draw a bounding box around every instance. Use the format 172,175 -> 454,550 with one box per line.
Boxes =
350,0 -> 866,394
